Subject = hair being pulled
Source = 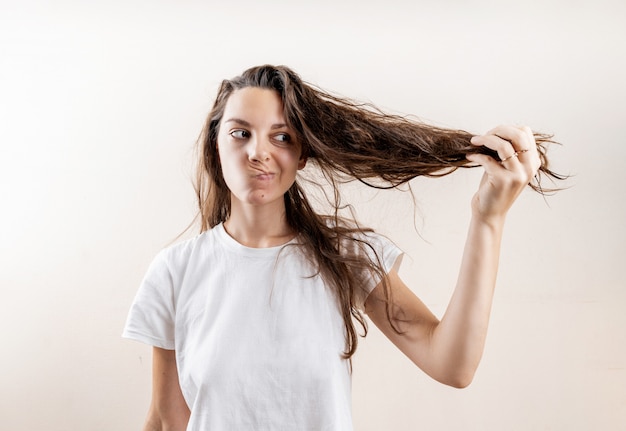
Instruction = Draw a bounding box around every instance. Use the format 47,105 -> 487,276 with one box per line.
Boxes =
280,70 -> 562,193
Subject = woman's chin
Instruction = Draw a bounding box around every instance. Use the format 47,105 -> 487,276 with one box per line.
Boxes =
234,191 -> 283,208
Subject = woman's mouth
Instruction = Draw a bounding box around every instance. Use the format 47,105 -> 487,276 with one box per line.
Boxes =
253,172 -> 275,181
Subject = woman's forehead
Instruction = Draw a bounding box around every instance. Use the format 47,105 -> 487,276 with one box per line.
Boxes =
222,87 -> 286,126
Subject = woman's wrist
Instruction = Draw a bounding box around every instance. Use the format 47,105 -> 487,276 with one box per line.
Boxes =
469,210 -> 506,234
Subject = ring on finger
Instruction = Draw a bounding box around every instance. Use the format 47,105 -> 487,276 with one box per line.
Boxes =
500,152 -> 518,163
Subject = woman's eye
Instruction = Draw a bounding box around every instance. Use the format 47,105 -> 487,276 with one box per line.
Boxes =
230,130 -> 250,139
274,133 -> 291,143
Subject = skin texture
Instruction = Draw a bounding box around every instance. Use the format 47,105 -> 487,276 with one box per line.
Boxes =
143,87 -> 541,427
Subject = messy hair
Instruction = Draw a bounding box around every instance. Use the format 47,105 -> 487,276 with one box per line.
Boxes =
195,64 -> 564,359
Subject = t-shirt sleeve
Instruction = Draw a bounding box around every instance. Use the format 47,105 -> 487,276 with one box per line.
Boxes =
122,249 -> 176,350
354,232 -> 404,310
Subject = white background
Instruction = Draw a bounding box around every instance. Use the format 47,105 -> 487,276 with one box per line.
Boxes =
1,0 -> 624,430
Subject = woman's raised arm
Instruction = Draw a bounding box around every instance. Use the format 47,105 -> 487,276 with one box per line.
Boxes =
365,125 -> 540,388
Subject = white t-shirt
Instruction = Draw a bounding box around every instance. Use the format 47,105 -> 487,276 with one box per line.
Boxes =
123,223 -> 402,430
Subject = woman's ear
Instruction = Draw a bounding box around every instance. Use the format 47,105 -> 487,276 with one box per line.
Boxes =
298,157 -> 307,170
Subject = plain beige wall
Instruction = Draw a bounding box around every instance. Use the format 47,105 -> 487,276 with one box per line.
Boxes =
1,0 -> 624,430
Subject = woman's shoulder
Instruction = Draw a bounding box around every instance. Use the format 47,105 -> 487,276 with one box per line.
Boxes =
154,225 -> 223,267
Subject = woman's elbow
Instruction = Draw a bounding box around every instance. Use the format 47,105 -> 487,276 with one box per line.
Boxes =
433,367 -> 477,389
446,374 -> 474,389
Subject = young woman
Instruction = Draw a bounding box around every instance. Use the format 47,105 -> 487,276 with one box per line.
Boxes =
123,65 -> 562,430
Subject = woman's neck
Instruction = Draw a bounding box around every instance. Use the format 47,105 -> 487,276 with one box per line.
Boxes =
223,200 -> 295,248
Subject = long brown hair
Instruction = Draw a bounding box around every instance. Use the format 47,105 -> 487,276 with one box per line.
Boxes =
195,64 -> 564,359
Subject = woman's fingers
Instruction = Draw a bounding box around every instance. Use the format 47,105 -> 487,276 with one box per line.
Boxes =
466,125 -> 542,219
470,134 -> 522,171
485,125 -> 532,149
470,125 -> 540,178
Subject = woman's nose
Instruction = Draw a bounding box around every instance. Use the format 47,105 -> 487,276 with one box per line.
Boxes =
248,136 -> 270,162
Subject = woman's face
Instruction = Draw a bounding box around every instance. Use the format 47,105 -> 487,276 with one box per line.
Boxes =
217,87 -> 306,211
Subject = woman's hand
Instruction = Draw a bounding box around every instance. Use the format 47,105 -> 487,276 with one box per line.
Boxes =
466,125 -> 542,223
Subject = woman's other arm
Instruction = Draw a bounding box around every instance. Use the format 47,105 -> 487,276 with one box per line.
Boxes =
142,347 -> 190,431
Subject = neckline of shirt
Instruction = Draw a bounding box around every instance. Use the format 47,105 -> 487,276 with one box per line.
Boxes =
214,223 -> 300,258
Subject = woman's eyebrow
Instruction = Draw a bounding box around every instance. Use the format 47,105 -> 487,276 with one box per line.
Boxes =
224,118 -> 251,127
224,118 -> 288,130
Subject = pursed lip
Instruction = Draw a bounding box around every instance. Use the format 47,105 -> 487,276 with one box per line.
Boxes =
251,170 -> 275,180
